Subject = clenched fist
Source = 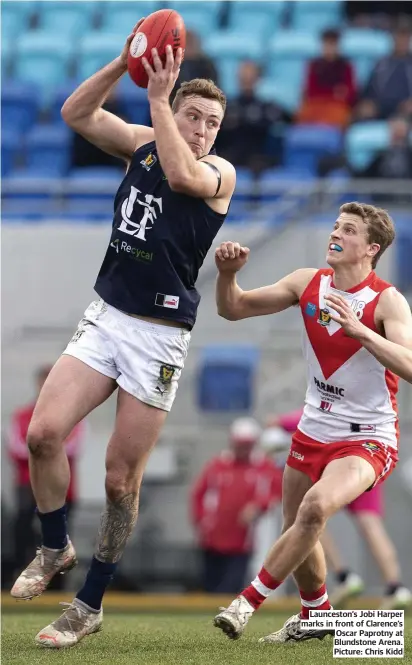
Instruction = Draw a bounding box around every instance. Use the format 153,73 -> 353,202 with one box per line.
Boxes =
215,242 -> 250,273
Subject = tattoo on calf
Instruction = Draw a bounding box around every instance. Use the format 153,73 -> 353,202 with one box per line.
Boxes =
95,492 -> 139,563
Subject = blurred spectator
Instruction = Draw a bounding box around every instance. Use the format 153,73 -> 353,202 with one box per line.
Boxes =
355,23 -> 412,121
215,60 -> 291,173
70,93 -> 129,169
7,365 -> 86,589
190,418 -> 282,594
345,2 -> 412,31
176,30 -> 219,87
297,29 -> 357,128
357,116 -> 412,179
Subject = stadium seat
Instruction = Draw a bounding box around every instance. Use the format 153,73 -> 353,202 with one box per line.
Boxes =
342,29 -> 393,85
38,1 -> 98,37
284,124 -> 343,171
26,124 -> 71,176
100,3 -> 159,35
1,1 -> 37,27
116,76 -> 151,125
228,10 -> 281,41
1,81 -> 41,134
268,31 -> 320,89
291,0 -> 343,31
204,30 -> 265,96
231,167 -> 254,203
204,30 -> 265,63
1,130 -> 22,176
260,166 -> 316,202
78,33 -> 126,80
256,76 -> 302,113
345,121 -> 389,170
1,36 -> 12,80
15,32 -> 73,104
197,345 -> 260,411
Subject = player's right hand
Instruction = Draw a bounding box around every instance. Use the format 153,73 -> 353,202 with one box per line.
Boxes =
215,242 -> 250,273
119,18 -> 145,68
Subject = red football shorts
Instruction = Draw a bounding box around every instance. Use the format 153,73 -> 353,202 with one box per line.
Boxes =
287,429 -> 398,489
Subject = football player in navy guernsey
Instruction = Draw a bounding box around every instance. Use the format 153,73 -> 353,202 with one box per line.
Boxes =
11,20 -> 235,648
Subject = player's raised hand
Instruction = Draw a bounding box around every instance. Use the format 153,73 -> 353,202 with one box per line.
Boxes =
142,45 -> 183,101
324,293 -> 366,338
119,19 -> 146,68
215,242 -> 250,273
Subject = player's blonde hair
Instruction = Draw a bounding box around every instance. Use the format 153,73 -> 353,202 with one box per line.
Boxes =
172,79 -> 227,114
339,202 -> 395,269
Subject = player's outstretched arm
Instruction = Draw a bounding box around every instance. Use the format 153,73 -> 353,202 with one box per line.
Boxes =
325,288 -> 412,383
215,242 -> 316,320
61,19 -> 154,163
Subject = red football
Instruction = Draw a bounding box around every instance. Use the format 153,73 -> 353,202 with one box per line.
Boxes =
127,9 -> 186,89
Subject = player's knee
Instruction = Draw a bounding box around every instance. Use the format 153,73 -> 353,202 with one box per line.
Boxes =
297,492 -> 328,532
27,421 -> 61,458
104,469 -> 141,505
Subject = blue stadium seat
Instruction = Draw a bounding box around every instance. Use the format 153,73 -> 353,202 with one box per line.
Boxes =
2,1 -> 37,27
1,81 -> 41,134
341,29 -> 393,86
268,31 -> 320,89
116,76 -> 151,125
177,9 -> 220,35
345,121 -> 389,170
1,35 -> 12,80
15,32 -> 73,103
78,33 -> 125,80
38,1 -> 98,37
48,81 -> 81,124
204,30 -> 265,96
1,130 -> 22,176
228,9 -> 282,41
257,76 -> 302,113
26,124 -> 71,175
231,167 -> 254,203
204,30 -> 265,62
168,1 -> 223,18
66,169 -> 122,205
197,345 -> 260,412
260,166 -> 316,202
292,1 -> 343,31
100,4 -> 158,35
285,124 -> 343,170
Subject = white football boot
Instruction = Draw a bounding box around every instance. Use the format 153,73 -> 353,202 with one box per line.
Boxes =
35,599 -> 103,648
213,595 -> 255,640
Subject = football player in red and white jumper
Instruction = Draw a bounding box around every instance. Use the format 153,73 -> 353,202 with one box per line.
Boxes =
213,202 -> 412,643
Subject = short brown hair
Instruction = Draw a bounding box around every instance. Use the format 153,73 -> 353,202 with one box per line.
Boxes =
172,78 -> 227,114
339,202 -> 395,268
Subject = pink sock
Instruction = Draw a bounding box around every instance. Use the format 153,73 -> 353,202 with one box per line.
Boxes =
300,583 -> 331,619
241,567 -> 282,610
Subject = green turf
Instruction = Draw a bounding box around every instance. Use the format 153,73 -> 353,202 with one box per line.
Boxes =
2,613 -> 411,665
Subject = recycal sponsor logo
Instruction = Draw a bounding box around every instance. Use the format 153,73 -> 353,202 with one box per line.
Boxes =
110,239 -> 153,263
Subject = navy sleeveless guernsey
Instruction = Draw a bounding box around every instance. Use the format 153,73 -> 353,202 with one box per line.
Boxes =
95,141 -> 227,329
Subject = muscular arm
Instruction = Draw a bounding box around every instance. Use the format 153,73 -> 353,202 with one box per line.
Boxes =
358,288 -> 412,383
149,98 -> 235,199
216,268 -> 316,321
61,58 -> 154,163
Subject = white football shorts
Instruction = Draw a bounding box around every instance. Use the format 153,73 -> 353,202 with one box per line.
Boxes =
63,299 -> 190,412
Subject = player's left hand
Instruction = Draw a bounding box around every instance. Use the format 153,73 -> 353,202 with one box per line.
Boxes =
324,293 -> 366,339
142,45 -> 183,102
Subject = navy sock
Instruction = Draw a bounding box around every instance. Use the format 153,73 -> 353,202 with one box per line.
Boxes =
385,582 -> 401,596
76,557 -> 118,611
37,505 -> 68,550
336,570 -> 350,584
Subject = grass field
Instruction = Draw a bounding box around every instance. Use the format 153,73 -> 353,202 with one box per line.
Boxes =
2,612 -> 411,665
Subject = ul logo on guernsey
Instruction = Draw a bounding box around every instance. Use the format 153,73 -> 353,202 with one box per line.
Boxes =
118,186 -> 162,241
351,299 -> 366,320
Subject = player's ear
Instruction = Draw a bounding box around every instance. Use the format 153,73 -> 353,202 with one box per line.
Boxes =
368,243 -> 380,259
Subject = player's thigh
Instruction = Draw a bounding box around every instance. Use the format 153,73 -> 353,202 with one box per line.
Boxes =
282,465 -> 314,530
29,355 -> 117,445
306,455 -> 376,519
105,387 -> 168,484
